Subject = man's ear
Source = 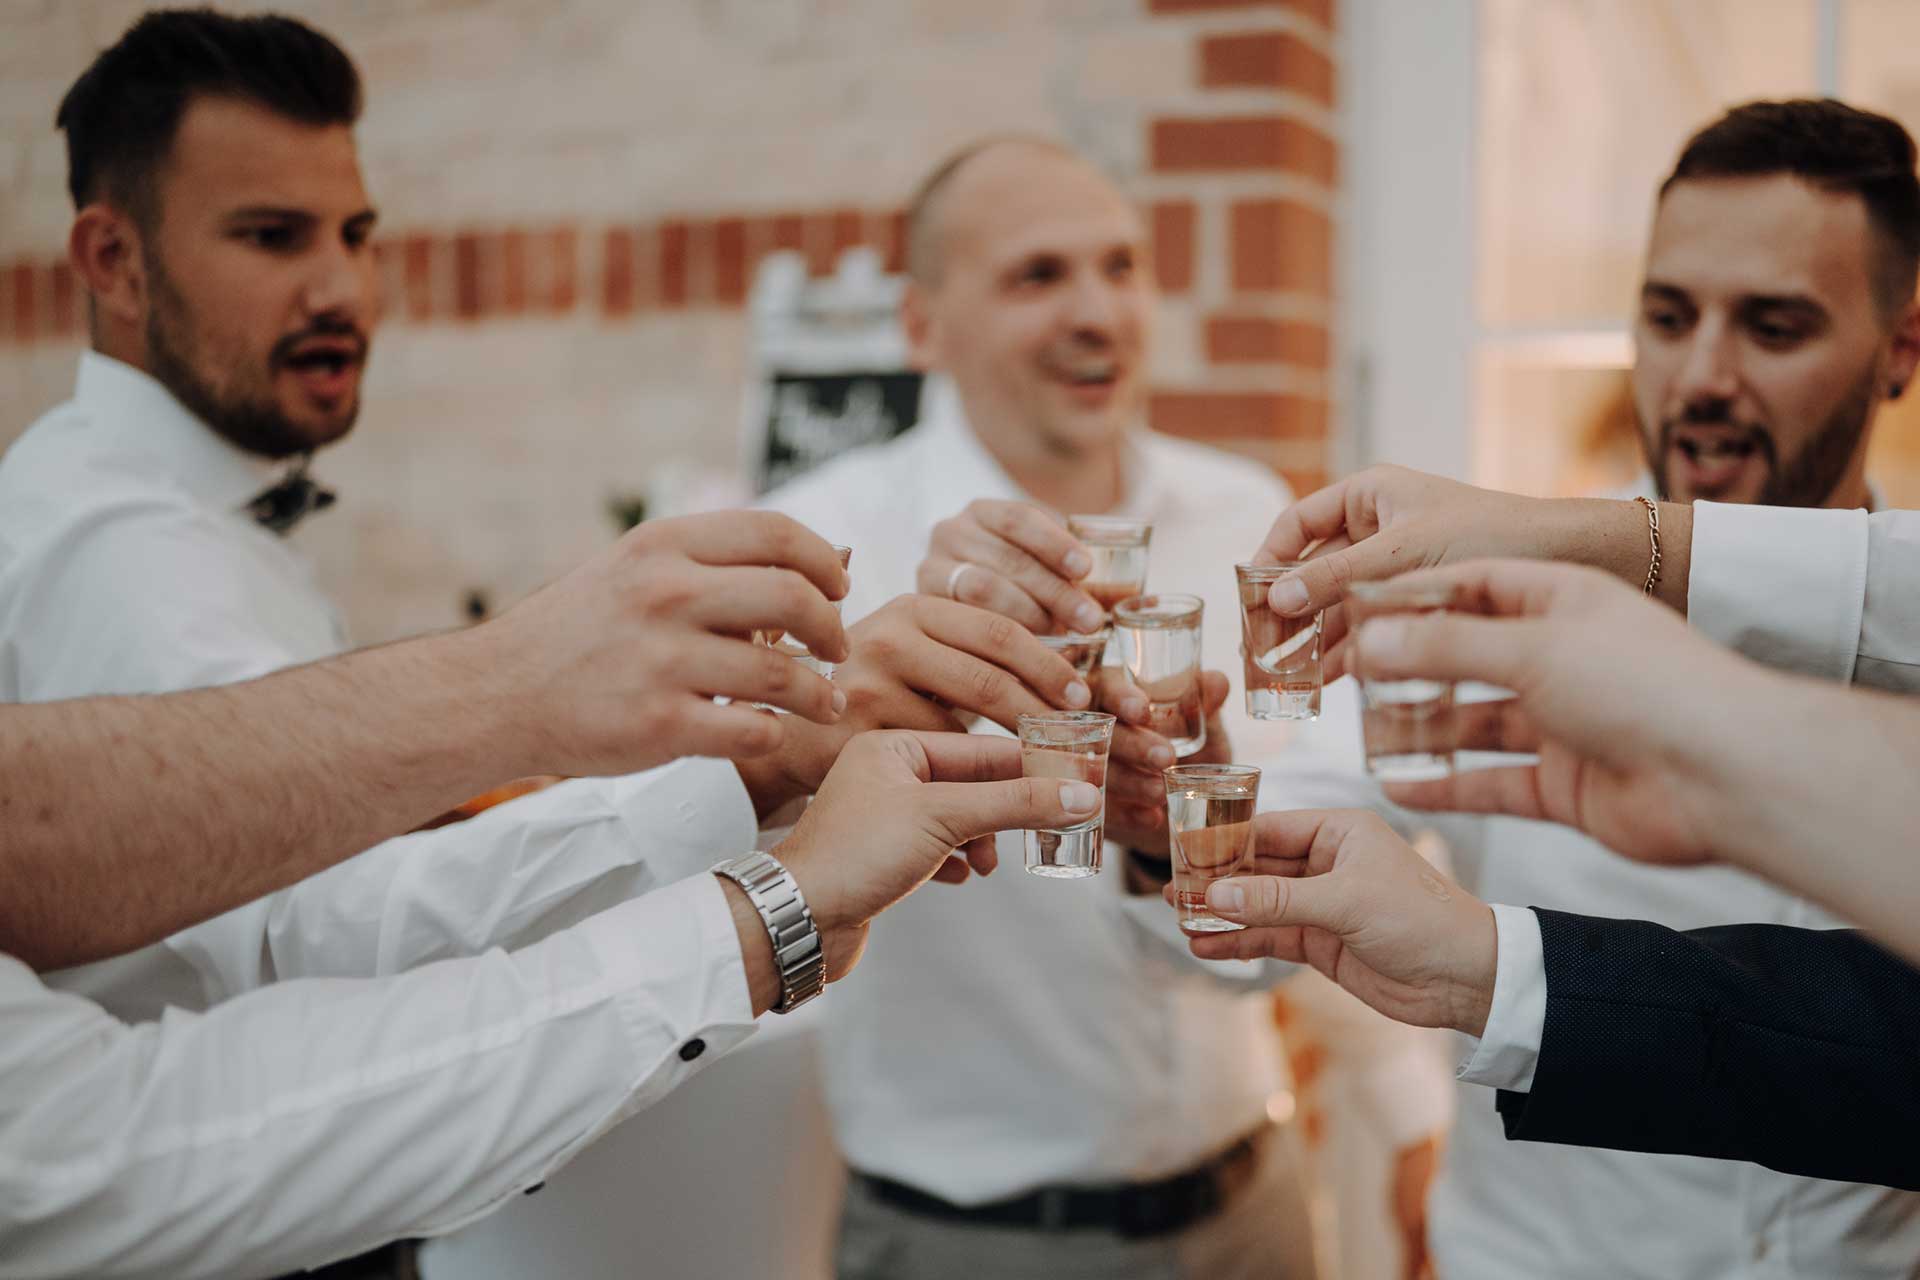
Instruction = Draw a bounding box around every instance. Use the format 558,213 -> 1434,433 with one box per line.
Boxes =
68,203 -> 147,329
900,280 -> 937,373
1885,297 -> 1920,400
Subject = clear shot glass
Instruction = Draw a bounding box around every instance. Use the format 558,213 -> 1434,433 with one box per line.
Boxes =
1037,628 -> 1111,678
1017,711 -> 1117,879
1348,579 -> 1456,781
753,544 -> 853,695
1164,763 -> 1262,935
1065,515 -> 1152,617
1113,593 -> 1206,757
1235,562 -> 1322,721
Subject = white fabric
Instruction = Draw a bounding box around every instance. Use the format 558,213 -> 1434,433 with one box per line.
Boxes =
0,873 -> 755,1280
1453,903 -> 1544,1093
1425,479 -> 1920,1280
749,383 -> 1452,1204
1689,499 -> 1920,694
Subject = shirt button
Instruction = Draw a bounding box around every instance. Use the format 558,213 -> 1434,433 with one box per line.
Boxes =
679,1039 -> 707,1062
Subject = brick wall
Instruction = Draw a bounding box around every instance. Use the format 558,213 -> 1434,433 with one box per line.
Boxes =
0,0 -> 1337,643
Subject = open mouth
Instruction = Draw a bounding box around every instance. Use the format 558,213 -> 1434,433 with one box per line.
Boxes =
1674,433 -> 1759,464
1667,424 -> 1770,495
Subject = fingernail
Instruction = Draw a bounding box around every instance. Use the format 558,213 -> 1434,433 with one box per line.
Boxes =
1060,781 -> 1100,812
831,687 -> 848,717
1074,603 -> 1104,631
1064,680 -> 1092,709
1065,550 -> 1092,578
1125,697 -> 1150,722
1149,744 -> 1175,768
1269,577 -> 1310,615
1208,882 -> 1246,913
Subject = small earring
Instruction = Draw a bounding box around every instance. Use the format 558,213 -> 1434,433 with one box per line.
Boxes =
1892,382 -> 1907,399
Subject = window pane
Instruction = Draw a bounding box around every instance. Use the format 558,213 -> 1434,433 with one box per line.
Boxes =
1478,0 -> 1816,330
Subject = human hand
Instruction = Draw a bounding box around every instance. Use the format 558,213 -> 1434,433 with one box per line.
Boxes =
771,730 -> 1101,979
916,499 -> 1107,634
477,510 -> 848,777
1351,560 -> 1758,868
1096,666 -> 1231,855
733,595 -> 1090,837
1186,809 -> 1498,1036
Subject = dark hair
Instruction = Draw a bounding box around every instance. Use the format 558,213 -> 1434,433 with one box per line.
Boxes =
1663,98 -> 1920,317
56,7 -> 362,226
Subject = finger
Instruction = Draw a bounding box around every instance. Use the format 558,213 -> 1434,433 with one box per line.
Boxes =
931,855 -> 972,885
919,775 -> 1104,845
1106,760 -> 1167,808
1190,924 -> 1310,964
1352,612 -> 1550,692
1450,697 -> 1542,754
1256,477 -> 1360,565
1320,602 -> 1352,677
1111,800 -> 1165,836
1385,763 -> 1552,821
664,510 -> 851,602
884,622 -> 1064,729
914,597 -> 1092,713
693,565 -> 850,665
691,635 -> 843,724
1205,872 -> 1351,931
1267,536 -> 1419,617
1199,669 -> 1230,716
1377,559 -> 1588,622
963,833 -> 999,876
1249,808 -> 1367,861
1109,721 -> 1177,772
963,499 -> 1094,583
1092,666 -> 1151,724
644,697 -> 787,763
946,524 -> 1105,633
933,556 -> 1054,633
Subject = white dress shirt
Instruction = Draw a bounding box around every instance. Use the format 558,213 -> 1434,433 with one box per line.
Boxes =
1429,483 -> 1920,1280
748,383 -> 1451,1204
0,873 -> 754,1280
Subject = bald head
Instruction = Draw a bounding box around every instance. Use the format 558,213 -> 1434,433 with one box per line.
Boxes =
905,137 -> 1115,286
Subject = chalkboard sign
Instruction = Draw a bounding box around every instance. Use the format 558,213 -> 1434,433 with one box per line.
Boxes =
757,370 -> 923,493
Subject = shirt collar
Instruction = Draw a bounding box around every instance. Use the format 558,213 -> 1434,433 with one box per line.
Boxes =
917,376 -> 1169,521
73,351 -> 285,512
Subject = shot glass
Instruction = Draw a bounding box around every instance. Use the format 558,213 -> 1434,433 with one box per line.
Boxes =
1164,764 -> 1261,934
753,544 -> 853,706
1348,579 -> 1456,781
1017,710 -> 1117,879
1235,562 -> 1322,721
1037,628 -> 1110,678
1065,515 -> 1152,617
1112,594 -> 1206,757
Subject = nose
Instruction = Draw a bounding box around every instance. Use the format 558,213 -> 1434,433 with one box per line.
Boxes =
1064,269 -> 1122,342
1670,315 -> 1741,412
303,238 -> 375,330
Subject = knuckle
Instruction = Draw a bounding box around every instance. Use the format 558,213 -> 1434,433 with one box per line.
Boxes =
757,646 -> 798,691
967,663 -> 1010,709
982,613 -> 1019,653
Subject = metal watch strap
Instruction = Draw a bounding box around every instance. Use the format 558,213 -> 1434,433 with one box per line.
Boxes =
712,852 -> 826,1014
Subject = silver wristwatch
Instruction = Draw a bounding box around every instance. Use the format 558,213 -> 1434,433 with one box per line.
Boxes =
712,852 -> 826,1014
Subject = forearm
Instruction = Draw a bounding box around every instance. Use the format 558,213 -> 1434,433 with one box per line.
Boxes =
1548,497 -> 1693,615
0,627 -> 529,970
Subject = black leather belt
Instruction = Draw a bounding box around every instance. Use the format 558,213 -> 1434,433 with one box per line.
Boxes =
853,1126 -> 1267,1240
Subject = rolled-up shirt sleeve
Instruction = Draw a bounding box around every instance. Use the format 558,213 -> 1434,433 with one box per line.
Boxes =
1687,502 -> 1920,694
0,872 -> 755,1280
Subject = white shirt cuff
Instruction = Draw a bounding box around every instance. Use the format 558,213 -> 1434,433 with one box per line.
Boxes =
1688,500 -> 1867,684
1454,903 -> 1545,1093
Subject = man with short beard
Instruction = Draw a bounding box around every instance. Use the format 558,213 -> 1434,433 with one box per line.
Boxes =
1395,99 -> 1920,1279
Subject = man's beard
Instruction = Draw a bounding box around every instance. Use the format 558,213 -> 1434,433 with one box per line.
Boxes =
1644,363 -> 1877,508
145,254 -> 361,460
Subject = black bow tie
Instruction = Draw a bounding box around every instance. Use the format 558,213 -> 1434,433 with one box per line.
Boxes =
246,462 -> 336,535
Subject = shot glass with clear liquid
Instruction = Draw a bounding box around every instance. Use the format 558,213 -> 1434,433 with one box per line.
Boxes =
1113,594 -> 1206,757
752,544 -> 853,706
1235,562 -> 1322,721
1017,711 -> 1116,879
1164,763 -> 1261,934
1065,515 -> 1152,618
1037,628 -> 1110,679
1348,579 -> 1456,781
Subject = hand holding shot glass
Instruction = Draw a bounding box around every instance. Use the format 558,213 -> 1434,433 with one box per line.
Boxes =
755,544 -> 854,690
1018,711 -> 1116,878
1348,579 -> 1457,781
1235,562 -> 1322,721
1036,628 -> 1111,678
1165,764 -> 1261,934
1065,515 -> 1152,616
1112,594 -> 1207,757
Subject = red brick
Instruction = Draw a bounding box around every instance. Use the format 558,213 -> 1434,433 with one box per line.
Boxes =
1199,31 -> 1335,104
658,219 -> 690,308
830,208 -> 864,260
602,227 -> 637,316
1230,198 -> 1331,295
1149,390 -> 1326,441
1151,116 -> 1336,184
1149,0 -> 1334,27
768,213 -> 805,254
453,232 -> 482,320
543,227 -> 577,313
800,211 -> 840,276
49,262 -> 77,336
712,216 -> 747,305
882,208 -> 908,273
403,234 -> 434,322
1150,201 -> 1195,294
1205,315 -> 1328,366
501,229 -> 528,314
11,263 -> 36,342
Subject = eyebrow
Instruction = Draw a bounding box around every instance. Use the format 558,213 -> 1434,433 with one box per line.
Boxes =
221,205 -> 381,228
1641,281 -> 1825,313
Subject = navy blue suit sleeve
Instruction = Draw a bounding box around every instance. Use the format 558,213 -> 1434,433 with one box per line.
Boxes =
1493,908 -> 1920,1191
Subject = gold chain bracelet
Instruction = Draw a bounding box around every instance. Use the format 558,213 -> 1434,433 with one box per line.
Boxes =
1634,495 -> 1662,595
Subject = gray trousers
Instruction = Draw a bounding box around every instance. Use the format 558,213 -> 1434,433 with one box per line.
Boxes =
835,1130 -> 1320,1280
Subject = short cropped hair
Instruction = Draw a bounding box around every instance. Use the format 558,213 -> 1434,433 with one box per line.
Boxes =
904,135 -> 1077,285
1662,98 -> 1920,317
56,7 -> 362,228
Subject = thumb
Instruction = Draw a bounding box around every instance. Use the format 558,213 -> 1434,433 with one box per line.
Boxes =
1207,872 -> 1351,933
1354,612 -> 1545,689
920,776 -> 1101,847
1267,538 -> 1402,617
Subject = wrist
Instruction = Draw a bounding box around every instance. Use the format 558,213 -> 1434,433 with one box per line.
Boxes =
1450,901 -> 1498,1037
716,874 -> 782,1017
420,624 -> 544,780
